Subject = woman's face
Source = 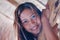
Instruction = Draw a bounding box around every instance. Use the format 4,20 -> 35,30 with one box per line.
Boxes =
20,9 -> 42,35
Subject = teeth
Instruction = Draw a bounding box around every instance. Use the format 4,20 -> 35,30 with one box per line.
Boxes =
31,26 -> 38,31
30,25 -> 39,31
33,26 -> 37,30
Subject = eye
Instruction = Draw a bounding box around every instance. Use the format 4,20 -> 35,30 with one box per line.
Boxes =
31,14 -> 36,19
22,20 -> 28,24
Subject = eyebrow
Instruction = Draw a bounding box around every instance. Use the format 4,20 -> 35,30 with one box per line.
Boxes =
30,12 -> 38,18
30,13 -> 35,17
21,11 -> 37,21
21,14 -> 34,22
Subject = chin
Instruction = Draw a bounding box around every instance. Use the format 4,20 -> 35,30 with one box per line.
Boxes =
32,29 -> 40,35
33,26 -> 42,35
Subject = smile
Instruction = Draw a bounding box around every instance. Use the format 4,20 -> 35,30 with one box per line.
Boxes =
31,25 -> 39,31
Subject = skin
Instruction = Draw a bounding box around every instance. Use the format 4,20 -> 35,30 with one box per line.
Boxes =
20,8 -> 59,40
41,9 -> 59,40
20,9 -> 42,35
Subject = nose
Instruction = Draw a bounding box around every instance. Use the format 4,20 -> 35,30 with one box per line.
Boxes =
29,19 -> 36,26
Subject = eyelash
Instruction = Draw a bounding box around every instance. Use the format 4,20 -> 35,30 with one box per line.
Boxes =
22,15 -> 36,24
22,20 -> 28,24
24,21 -> 27,23
32,15 -> 36,19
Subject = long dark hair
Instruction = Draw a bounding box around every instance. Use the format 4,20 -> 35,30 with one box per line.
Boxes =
14,2 -> 42,40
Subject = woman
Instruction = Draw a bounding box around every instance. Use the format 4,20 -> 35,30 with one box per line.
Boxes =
14,2 -> 59,40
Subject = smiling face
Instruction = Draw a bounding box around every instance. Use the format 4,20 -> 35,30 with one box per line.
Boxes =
20,9 -> 42,35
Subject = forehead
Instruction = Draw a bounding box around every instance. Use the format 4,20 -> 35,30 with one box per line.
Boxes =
20,9 -> 37,20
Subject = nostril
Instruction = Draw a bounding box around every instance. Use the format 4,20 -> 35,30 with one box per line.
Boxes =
30,19 -> 35,24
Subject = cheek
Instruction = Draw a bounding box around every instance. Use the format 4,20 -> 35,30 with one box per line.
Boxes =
23,24 -> 30,31
37,17 -> 41,24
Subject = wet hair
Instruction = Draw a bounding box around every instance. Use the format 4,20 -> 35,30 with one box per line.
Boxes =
14,2 -> 42,40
